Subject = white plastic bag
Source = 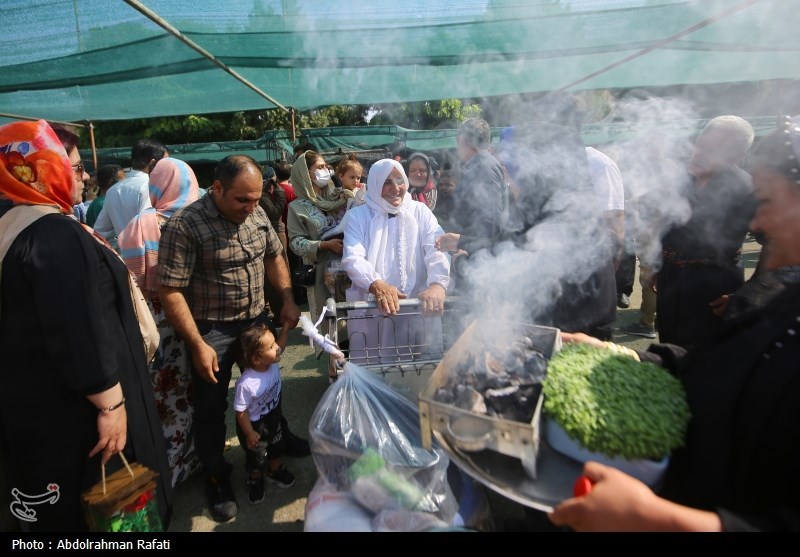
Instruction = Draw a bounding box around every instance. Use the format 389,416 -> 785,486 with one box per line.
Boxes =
304,479 -> 373,532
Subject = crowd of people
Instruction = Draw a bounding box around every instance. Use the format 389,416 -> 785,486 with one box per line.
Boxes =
1,101 -> 798,532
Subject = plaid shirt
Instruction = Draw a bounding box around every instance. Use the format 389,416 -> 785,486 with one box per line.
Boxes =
158,194 -> 282,322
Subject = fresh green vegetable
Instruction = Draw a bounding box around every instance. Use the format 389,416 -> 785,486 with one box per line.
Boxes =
348,447 -> 386,481
348,447 -> 424,509
542,343 -> 691,460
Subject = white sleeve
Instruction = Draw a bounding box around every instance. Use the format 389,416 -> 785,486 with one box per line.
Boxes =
137,187 -> 153,214
232,381 -> 250,413
342,208 -> 380,290
92,205 -> 114,239
592,160 -> 625,212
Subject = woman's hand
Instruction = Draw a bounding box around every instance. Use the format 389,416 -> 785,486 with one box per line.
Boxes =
369,279 -> 406,315
435,233 -> 461,252
548,462 -> 662,531
418,283 -> 446,317
90,407 -> 127,464
549,462 -> 723,532
322,238 -> 343,255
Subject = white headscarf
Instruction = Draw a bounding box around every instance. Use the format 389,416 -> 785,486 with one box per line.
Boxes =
364,159 -> 418,293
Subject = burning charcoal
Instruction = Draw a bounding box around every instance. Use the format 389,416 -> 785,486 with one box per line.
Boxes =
502,353 -> 526,374
516,384 -> 541,416
481,374 -> 510,391
453,385 -> 487,414
484,385 -> 520,417
485,383 -> 543,423
517,336 -> 535,351
522,351 -> 548,383
434,330 -> 549,424
484,352 -> 506,375
502,404 -> 534,423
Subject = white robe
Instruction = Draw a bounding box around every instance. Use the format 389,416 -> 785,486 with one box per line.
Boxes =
342,200 -> 450,365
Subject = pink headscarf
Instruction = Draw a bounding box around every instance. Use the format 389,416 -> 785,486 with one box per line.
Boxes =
118,157 -> 199,294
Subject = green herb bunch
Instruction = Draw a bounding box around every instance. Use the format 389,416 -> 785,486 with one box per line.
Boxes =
543,343 -> 691,461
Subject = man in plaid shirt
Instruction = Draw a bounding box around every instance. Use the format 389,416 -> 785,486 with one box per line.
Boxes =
158,155 -> 301,523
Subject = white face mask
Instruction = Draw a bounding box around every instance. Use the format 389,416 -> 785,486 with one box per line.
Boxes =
313,168 -> 331,186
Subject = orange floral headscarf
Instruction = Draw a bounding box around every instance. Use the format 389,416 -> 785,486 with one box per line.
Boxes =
0,120 -> 74,214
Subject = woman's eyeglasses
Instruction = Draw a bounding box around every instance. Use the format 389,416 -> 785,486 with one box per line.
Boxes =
382,176 -> 406,188
72,161 -> 85,175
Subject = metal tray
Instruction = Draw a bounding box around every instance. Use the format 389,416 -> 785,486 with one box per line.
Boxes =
419,320 -> 561,480
433,427 -> 582,512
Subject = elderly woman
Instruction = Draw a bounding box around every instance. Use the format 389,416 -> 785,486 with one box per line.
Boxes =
405,151 -> 438,209
342,158 -> 450,368
118,157 -> 201,487
549,116 -> 800,532
0,120 -> 171,531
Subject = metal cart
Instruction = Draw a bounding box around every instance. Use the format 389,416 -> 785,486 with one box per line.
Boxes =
322,296 -> 467,401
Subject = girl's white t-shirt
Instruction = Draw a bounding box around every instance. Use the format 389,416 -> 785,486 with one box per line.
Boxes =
233,364 -> 282,421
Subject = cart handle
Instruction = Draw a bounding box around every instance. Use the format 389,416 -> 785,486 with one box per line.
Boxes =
325,296 -> 463,315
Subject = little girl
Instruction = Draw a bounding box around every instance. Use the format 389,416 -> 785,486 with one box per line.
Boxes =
233,323 -> 295,505
336,155 -> 366,211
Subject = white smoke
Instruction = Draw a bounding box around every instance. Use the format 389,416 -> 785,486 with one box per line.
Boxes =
455,92 -> 701,329
602,94 -> 697,271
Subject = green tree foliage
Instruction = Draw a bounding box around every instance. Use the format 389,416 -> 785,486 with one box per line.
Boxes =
88,105 -> 372,149
369,99 -> 482,128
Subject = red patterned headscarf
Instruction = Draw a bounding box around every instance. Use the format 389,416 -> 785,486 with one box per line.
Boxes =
0,120 -> 74,214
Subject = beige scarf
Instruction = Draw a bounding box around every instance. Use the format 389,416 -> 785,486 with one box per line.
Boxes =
290,150 -> 350,213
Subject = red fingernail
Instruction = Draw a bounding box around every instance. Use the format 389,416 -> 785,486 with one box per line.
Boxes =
573,475 -> 594,497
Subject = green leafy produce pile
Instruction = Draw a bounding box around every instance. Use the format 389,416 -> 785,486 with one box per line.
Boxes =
543,343 -> 691,460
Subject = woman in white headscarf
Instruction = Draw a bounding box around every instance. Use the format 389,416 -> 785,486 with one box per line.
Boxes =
342,158 -> 450,368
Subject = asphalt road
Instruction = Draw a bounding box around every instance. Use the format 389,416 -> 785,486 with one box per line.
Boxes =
170,236 -> 762,532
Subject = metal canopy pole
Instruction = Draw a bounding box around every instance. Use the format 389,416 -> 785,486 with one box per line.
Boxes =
87,122 -> 98,172
557,0 -> 763,92
122,0 -> 289,113
0,112 -> 87,128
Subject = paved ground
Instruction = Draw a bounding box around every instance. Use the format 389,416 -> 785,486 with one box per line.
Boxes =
170,236 -> 762,532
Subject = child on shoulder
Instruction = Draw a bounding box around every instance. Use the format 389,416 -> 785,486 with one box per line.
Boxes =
233,322 -> 296,505
336,155 -> 366,212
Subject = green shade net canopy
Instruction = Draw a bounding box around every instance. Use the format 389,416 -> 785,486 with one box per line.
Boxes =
1,0 -> 798,123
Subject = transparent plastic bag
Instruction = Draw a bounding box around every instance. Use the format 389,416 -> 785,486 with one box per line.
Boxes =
308,361 -> 456,523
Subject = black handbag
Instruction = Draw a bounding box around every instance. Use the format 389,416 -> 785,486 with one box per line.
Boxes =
292,263 -> 316,288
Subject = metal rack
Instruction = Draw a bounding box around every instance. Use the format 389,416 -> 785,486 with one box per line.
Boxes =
323,296 -> 467,398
